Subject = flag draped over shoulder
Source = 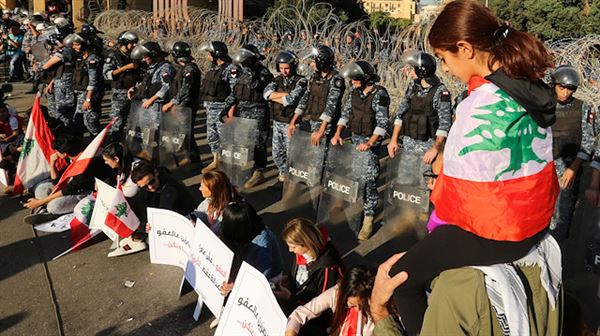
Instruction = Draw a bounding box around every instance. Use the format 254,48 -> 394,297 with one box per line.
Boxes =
105,183 -> 140,238
13,96 -> 66,194
431,81 -> 559,241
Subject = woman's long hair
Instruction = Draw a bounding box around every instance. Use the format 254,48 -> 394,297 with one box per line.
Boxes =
329,265 -> 375,335
428,0 -> 553,81
102,142 -> 133,178
200,170 -> 237,219
283,217 -> 325,259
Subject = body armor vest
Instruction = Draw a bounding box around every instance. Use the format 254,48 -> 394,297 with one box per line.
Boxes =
72,56 -> 89,91
271,74 -> 302,123
552,99 -> 583,160
400,84 -> 440,141
111,50 -> 140,90
138,61 -> 166,99
201,63 -> 230,102
349,86 -> 381,136
170,62 -> 201,109
305,76 -> 330,121
233,66 -> 269,103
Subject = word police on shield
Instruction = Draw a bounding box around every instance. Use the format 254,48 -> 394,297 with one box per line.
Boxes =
324,175 -> 359,203
221,145 -> 250,166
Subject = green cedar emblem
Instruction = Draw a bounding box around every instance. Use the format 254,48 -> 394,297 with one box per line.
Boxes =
115,202 -> 129,218
81,201 -> 94,222
21,138 -> 34,158
458,89 -> 547,180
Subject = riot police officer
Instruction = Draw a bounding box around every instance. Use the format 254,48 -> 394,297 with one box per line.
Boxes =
128,41 -> 175,128
40,31 -> 77,128
288,45 -> 345,146
388,51 -> 452,165
67,32 -> 104,136
103,30 -> 140,141
331,60 -> 390,240
39,33 -> 64,119
163,41 -> 202,162
264,50 -> 308,182
221,44 -> 274,188
549,65 -> 596,242
199,41 -> 239,174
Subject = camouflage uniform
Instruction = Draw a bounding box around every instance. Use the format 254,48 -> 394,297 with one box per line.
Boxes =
550,100 -> 596,241
201,62 -> 239,154
133,60 -> 175,129
338,85 -> 390,217
170,61 -> 202,157
103,48 -> 140,141
50,47 -> 77,127
223,64 -> 274,170
264,74 -> 308,176
72,53 -> 104,135
393,78 -> 452,157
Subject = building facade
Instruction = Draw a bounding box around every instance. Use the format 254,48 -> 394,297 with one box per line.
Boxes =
360,0 -> 418,20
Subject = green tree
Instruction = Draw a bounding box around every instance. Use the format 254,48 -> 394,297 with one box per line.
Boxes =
369,11 -> 411,32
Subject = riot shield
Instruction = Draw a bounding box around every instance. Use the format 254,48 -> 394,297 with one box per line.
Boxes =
282,130 -> 327,211
217,117 -> 259,189
383,148 -> 431,240
582,205 -> 600,275
317,143 -> 368,237
159,106 -> 192,170
125,100 -> 158,161
31,41 -> 49,62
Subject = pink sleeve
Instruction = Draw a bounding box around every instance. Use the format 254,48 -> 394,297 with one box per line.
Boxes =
285,285 -> 338,333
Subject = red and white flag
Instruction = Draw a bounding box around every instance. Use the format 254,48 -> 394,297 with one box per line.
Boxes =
13,96 -> 66,194
105,183 -> 140,238
52,120 -> 114,193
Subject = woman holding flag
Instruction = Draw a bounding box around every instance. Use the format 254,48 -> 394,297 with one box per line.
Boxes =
382,1 -> 560,334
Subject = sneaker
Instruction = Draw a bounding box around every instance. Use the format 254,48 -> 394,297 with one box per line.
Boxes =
107,237 -> 147,257
201,154 -> 220,174
244,170 -> 265,189
23,212 -> 61,225
209,317 -> 220,329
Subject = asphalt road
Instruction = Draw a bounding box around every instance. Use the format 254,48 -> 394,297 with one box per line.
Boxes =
1,83 -> 599,335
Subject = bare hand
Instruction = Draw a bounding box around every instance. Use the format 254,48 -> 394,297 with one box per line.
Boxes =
560,167 -> 576,189
370,252 -> 408,321
220,281 -> 234,296
161,102 -> 174,113
145,223 -> 151,233
50,152 -> 59,165
142,99 -> 154,109
287,124 -> 296,138
356,143 -> 371,152
423,147 -> 439,165
45,83 -> 54,95
330,134 -> 343,146
24,198 -> 44,209
311,131 -> 324,146
586,188 -> 600,207
387,140 -> 399,158
82,100 -> 91,110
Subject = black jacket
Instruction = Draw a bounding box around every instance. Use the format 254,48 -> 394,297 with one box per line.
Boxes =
61,157 -> 117,196
146,167 -> 196,215
290,242 -> 345,306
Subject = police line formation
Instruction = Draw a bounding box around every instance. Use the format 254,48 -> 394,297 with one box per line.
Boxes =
2,0 -> 600,335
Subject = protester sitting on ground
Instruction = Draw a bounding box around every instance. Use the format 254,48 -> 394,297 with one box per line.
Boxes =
219,201 -> 283,296
130,159 -> 196,218
387,1 -> 559,334
285,265 -> 377,336
23,134 -> 117,224
0,102 -> 24,183
188,170 -> 239,236
273,218 -> 344,313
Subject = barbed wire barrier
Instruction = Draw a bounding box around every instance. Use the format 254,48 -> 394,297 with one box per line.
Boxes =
94,2 -> 600,112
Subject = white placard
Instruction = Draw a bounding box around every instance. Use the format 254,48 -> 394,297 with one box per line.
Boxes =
215,262 -> 287,336
89,178 -> 118,241
147,207 -> 195,270
0,150 -> 8,187
185,219 -> 234,318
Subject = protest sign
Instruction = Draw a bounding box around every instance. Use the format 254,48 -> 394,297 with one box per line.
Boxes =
185,219 -> 234,318
215,262 -> 287,336
0,151 -> 7,187
89,179 -> 118,242
147,207 -> 195,269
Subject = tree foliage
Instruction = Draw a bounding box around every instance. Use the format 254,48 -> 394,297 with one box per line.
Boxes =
369,11 -> 411,32
486,0 -> 600,40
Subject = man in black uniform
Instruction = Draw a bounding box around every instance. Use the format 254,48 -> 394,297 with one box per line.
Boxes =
162,41 -> 202,163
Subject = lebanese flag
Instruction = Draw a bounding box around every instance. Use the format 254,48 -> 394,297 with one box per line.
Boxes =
52,119 -> 114,193
431,79 -> 559,241
105,183 -> 140,238
13,96 -> 66,194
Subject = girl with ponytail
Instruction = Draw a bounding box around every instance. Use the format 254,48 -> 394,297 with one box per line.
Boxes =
383,1 -> 560,334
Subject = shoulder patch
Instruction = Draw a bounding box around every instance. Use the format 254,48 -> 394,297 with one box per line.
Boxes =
105,57 -> 112,63
230,68 -> 238,78
184,72 -> 192,77
440,90 -> 451,103
379,95 -> 390,108
587,109 -> 596,124
161,72 -> 169,77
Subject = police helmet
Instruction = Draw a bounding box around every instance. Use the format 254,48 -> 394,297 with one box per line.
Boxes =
275,50 -> 298,73
311,45 -> 335,72
550,65 -> 581,91
131,41 -> 167,60
232,44 -> 264,66
46,33 -> 63,46
402,50 -> 436,79
53,17 -> 70,28
80,23 -> 103,35
171,41 -> 192,59
117,31 -> 139,45
63,33 -> 88,48
199,41 -> 229,60
341,60 -> 380,83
